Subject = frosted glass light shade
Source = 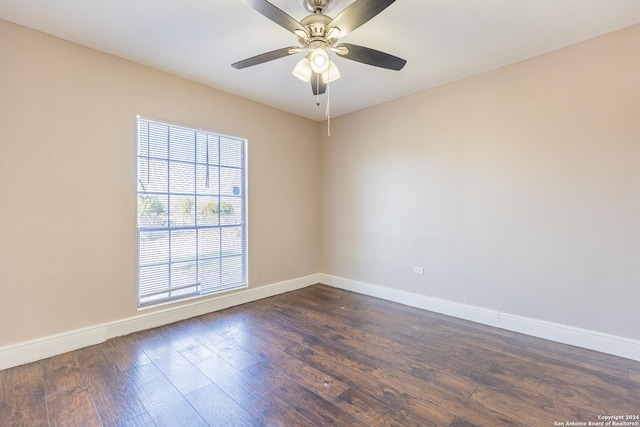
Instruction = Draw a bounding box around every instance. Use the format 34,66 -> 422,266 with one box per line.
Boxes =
292,57 -> 313,82
322,60 -> 341,83
310,48 -> 330,73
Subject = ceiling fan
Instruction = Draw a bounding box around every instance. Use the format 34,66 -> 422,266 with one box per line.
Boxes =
232,0 -> 407,96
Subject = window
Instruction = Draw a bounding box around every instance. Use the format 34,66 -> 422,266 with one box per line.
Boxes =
136,117 -> 247,308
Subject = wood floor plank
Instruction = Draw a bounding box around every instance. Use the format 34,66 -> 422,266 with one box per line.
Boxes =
332,386 -> 437,427
469,385 -> 562,425
258,296 -> 408,354
234,314 -> 478,414
231,327 -> 357,399
449,417 -> 486,427
230,326 -> 356,384
240,362 -> 350,425
186,382 -> 258,427
183,318 -> 263,371
399,332 -> 504,375
128,363 -> 208,427
0,362 -> 48,427
308,285 -> 447,328
137,328 -> 212,395
345,365 -> 460,425
2,284 -> 639,427
241,359 -> 423,427
42,352 -> 105,426
242,392 -> 318,427
230,308 -> 398,390
168,310 -> 265,365
156,318 -> 206,353
270,380 -> 370,427
265,353 -> 351,402
251,302 -> 415,370
240,332 -> 456,426
510,332 -> 636,378
103,333 -> 151,372
181,344 -> 268,404
276,288 -> 427,340
118,412 -> 156,427
434,321 -> 515,353
229,309 -> 337,354
42,351 -> 83,396
75,347 -> 147,426
500,345 -> 640,406
46,385 -> 103,427
196,308 -> 255,336
478,349 -> 638,413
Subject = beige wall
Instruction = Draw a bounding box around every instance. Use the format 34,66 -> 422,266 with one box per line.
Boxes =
0,20 -> 320,347
320,25 -> 640,340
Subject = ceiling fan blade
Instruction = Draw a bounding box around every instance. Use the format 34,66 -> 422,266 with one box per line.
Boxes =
231,47 -> 298,69
328,0 -> 396,38
336,43 -> 406,71
241,0 -> 308,35
311,72 -> 326,95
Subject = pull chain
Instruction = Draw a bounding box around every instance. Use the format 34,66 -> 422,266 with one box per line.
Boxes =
325,81 -> 331,136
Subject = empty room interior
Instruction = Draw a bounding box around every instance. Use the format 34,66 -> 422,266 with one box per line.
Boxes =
1,1 -> 639,426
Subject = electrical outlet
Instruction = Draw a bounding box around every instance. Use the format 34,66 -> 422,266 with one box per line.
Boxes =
413,266 -> 424,274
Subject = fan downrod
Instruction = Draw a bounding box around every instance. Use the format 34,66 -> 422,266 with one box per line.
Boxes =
301,0 -> 336,14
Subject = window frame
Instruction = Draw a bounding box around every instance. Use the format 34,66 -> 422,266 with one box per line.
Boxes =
136,116 -> 248,309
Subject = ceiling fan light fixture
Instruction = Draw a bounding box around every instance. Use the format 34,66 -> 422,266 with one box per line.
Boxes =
322,60 -> 340,83
234,0 -> 408,104
310,47 -> 330,73
292,56 -> 313,82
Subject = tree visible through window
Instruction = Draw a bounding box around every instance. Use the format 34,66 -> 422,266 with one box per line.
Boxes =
136,117 -> 247,307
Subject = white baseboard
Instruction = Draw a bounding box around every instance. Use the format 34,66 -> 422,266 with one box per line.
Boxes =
3,272 -> 638,370
0,274 -> 320,370
320,274 -> 640,362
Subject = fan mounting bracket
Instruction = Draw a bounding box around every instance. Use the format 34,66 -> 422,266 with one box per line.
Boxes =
301,0 -> 336,14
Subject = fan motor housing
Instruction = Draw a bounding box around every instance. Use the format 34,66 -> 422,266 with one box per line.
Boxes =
300,13 -> 332,39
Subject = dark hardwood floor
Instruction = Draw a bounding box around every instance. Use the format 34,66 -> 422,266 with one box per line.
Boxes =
1,284 -> 639,426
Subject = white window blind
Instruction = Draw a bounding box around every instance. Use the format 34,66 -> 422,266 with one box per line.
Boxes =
136,117 -> 247,308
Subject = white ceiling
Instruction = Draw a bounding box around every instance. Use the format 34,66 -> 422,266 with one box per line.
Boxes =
1,0 -> 639,121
